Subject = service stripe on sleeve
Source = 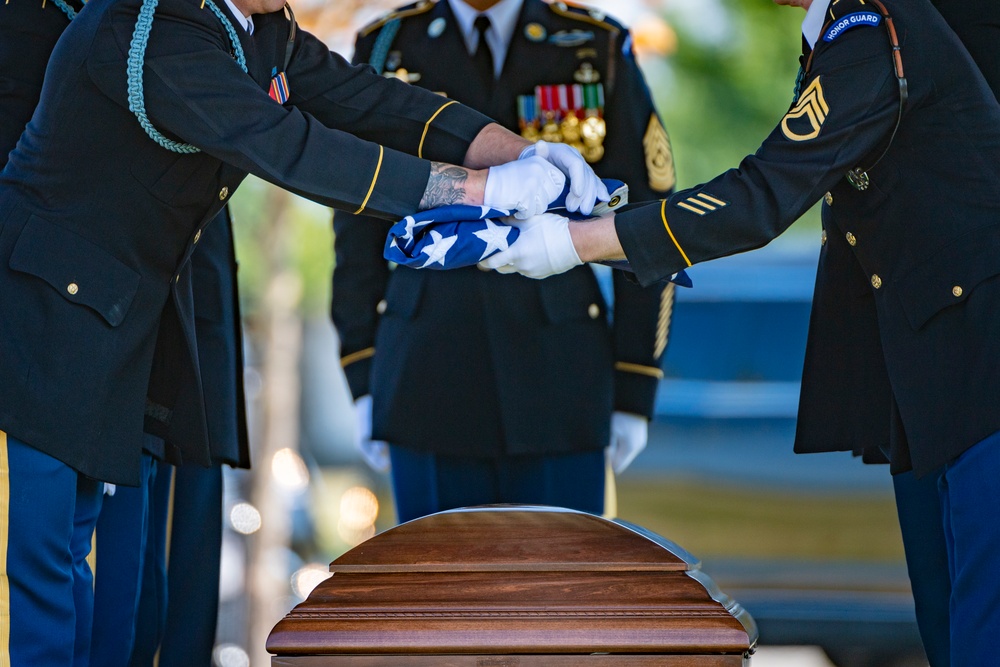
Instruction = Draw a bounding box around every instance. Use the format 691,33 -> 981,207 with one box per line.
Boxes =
352,145 -> 384,215
340,347 -> 375,368
418,100 -> 458,159
0,431 -> 10,667
660,199 -> 692,267
614,361 -> 665,379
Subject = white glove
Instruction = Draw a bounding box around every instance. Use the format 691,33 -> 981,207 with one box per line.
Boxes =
353,395 -> 390,473
484,156 -> 565,219
520,141 -> 609,215
477,213 -> 581,279
606,411 -> 648,474
104,483 -> 117,496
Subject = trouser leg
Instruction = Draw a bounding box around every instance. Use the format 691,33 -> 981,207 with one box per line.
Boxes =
3,431 -> 103,667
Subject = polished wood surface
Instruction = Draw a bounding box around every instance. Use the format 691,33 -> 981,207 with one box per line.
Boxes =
268,506 -> 756,663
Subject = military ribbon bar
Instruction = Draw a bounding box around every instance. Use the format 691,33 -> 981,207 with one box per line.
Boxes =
269,67 -> 290,104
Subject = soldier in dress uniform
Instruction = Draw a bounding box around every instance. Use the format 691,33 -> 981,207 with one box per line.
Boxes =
0,0 -> 600,661
332,0 -> 677,522
484,0 -> 1000,663
2,1 -> 248,664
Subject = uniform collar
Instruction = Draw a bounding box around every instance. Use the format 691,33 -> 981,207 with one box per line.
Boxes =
802,0 -> 831,49
223,0 -> 255,34
447,0 -> 524,74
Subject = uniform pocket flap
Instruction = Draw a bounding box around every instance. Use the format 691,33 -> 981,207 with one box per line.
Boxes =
896,226 -> 1000,331
9,215 -> 140,327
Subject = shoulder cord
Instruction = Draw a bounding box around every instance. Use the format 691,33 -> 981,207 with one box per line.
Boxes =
126,0 -> 247,154
800,0 -> 906,190
368,17 -> 400,74
53,0 -> 79,21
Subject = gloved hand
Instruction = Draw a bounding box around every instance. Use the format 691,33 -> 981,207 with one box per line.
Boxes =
606,411 -> 648,474
519,141 -> 610,215
353,395 -> 390,473
477,213 -> 581,279
484,156 -> 565,219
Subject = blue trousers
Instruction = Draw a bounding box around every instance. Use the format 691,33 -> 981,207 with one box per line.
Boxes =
91,456 -> 168,667
388,446 -> 605,523
893,468 -> 950,667
92,461 -> 223,667
939,430 -> 1000,667
1,430 -> 103,667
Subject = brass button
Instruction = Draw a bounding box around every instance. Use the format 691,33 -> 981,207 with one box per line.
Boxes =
824,192 -> 833,206
175,274 -> 181,283
376,299 -> 388,315
871,274 -> 882,289
219,186 -> 229,200
953,285 -> 963,297
846,232 -> 857,246
67,283 -> 79,295
193,229 -> 202,244
588,303 -> 600,319
821,230 -> 827,246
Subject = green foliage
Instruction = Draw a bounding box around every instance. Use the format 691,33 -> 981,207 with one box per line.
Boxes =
659,0 -> 805,189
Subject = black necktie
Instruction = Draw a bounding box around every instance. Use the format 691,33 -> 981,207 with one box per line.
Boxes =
472,14 -> 495,89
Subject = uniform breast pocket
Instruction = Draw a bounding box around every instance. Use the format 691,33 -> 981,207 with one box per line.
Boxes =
537,269 -> 605,324
9,214 -> 140,327
130,149 -> 219,208
896,225 -> 1000,331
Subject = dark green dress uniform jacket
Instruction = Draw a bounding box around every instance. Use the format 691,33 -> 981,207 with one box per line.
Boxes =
0,0 -> 492,484
331,0 -> 676,457
615,0 -> 1000,477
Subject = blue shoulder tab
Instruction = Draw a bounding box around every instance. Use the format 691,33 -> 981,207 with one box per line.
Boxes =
822,10 -> 881,43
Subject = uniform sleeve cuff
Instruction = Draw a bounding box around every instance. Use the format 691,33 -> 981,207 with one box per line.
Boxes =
615,203 -> 690,287
357,147 -> 431,220
417,100 -> 494,165
614,369 -> 660,419
341,354 -> 373,399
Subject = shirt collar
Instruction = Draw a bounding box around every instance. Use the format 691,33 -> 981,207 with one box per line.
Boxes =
802,0 -> 831,49
223,0 -> 254,34
448,0 -> 524,72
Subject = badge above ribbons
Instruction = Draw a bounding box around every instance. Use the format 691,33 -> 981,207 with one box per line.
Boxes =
384,180 -> 692,286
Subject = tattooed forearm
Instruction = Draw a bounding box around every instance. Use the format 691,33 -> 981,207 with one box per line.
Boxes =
419,163 -> 469,210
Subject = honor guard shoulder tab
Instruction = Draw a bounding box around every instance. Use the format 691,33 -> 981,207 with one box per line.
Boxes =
543,0 -> 625,35
359,0 -> 437,38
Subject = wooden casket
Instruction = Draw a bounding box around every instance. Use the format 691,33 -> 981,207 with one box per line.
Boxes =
267,506 -> 757,666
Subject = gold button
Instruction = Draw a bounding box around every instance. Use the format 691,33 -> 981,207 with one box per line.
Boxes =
846,232 -> 857,246
871,274 -> 882,289
953,285 -> 963,297
376,299 -> 388,315
219,186 -> 229,200
824,192 -> 833,206
588,303 -> 600,319
821,230 -> 827,246
193,229 -> 202,244
67,283 -> 79,295
175,274 -> 181,283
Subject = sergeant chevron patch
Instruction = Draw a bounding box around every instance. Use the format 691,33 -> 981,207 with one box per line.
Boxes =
781,77 -> 828,142
643,115 -> 675,192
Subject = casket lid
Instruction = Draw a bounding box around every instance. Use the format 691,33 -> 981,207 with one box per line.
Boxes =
268,506 -> 757,659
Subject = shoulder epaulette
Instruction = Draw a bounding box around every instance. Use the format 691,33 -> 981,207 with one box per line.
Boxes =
359,0 -> 437,39
544,0 -> 623,35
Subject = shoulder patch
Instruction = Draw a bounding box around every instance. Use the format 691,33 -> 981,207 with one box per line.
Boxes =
822,10 -> 881,43
359,0 -> 437,38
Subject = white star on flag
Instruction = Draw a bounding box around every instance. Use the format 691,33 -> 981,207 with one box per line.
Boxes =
473,219 -> 513,260
400,216 -> 417,243
420,230 -> 458,267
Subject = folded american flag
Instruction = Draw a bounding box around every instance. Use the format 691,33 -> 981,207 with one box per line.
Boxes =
384,179 -> 691,287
